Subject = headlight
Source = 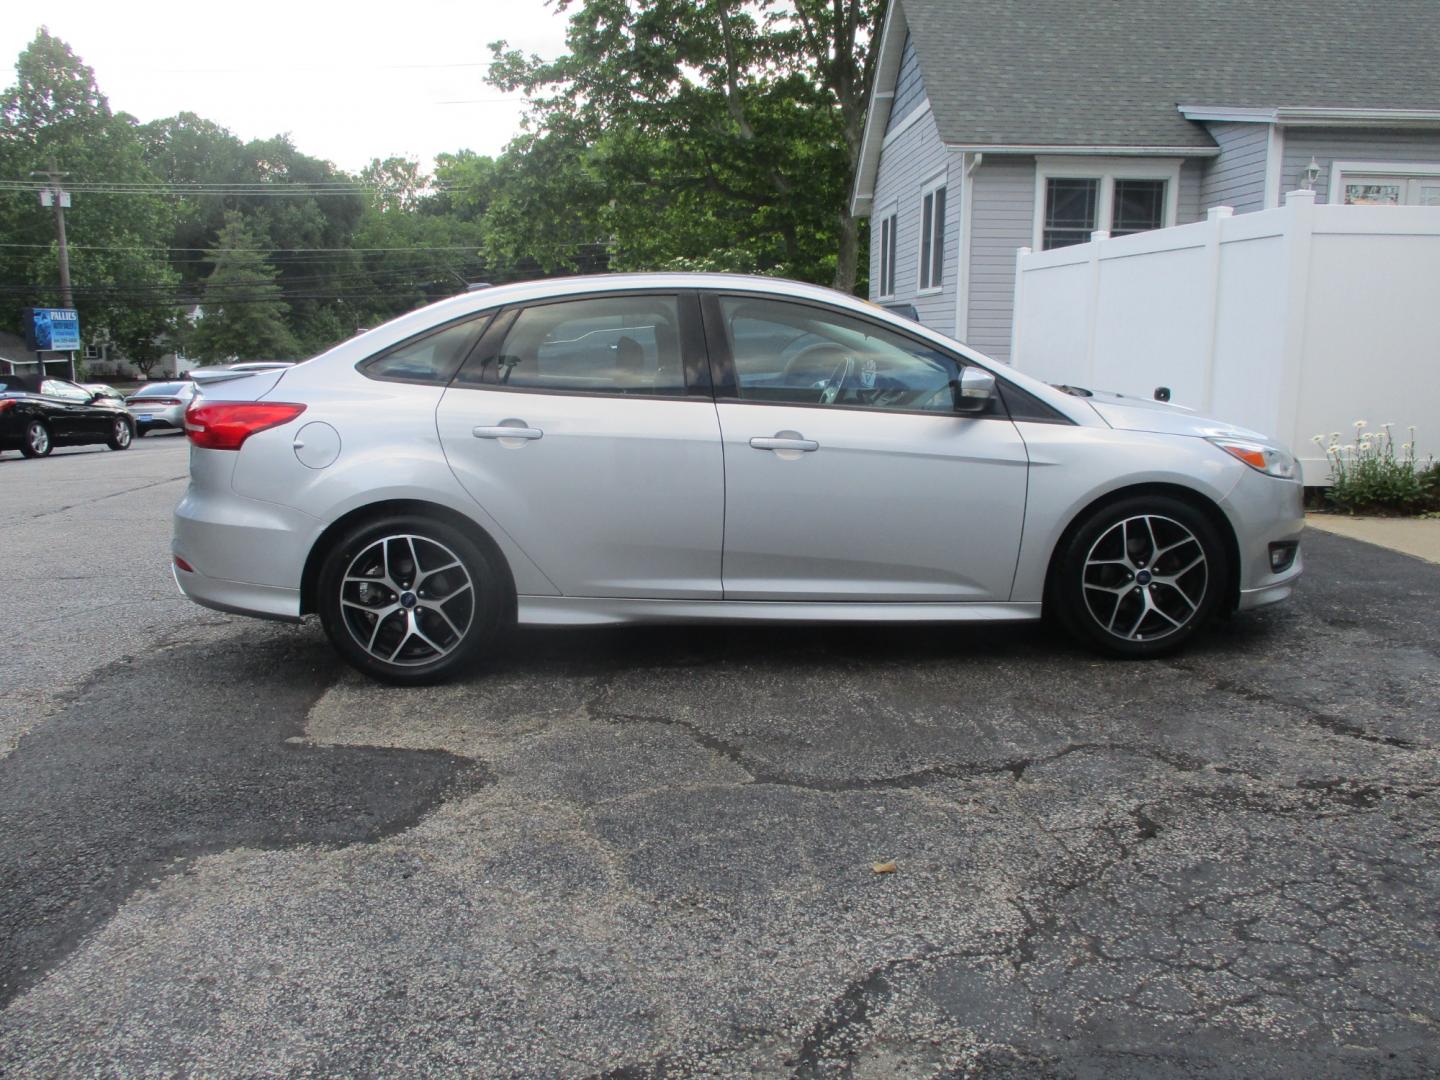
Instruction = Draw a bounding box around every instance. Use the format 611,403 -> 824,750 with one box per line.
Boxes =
1209,438 -> 1299,480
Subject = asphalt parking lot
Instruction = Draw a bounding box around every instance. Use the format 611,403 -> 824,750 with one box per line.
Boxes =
1,436 -> 1436,1078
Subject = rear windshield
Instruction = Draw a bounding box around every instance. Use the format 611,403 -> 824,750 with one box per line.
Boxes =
133,383 -> 186,396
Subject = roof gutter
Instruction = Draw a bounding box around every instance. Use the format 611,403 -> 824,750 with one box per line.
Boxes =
949,143 -> 1219,157
1179,104 -> 1440,128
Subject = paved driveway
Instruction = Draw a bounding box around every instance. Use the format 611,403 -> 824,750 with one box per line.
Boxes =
1,438 -> 1436,1078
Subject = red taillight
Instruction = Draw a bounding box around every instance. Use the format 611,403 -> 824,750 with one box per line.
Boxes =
0,399 -> 15,414
184,402 -> 306,450
174,555 -> 195,573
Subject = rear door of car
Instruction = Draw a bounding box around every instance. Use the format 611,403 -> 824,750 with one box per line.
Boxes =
700,292 -> 1030,602
436,291 -> 725,599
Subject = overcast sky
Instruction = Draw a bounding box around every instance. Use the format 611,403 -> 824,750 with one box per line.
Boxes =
1,0 -> 572,173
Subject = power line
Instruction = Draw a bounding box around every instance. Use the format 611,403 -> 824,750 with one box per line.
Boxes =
0,243 -> 487,253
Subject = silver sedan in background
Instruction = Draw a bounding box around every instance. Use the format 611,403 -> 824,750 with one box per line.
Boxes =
127,380 -> 197,435
171,273 -> 1304,683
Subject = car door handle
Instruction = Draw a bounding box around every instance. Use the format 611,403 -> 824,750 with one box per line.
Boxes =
473,423 -> 543,441
749,433 -> 818,452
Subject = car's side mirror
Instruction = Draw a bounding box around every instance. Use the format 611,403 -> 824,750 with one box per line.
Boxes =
954,367 -> 997,414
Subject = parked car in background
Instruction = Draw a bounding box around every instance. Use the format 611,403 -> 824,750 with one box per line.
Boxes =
126,381 -> 198,436
172,273 -> 1304,684
0,373 -> 134,457
82,383 -> 127,403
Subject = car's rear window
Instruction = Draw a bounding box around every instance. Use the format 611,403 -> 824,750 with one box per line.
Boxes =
134,383 -> 185,396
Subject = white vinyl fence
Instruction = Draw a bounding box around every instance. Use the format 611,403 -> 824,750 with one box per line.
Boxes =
1010,190 -> 1440,483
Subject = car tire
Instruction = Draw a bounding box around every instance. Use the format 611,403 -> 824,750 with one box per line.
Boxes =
106,416 -> 134,450
19,419 -> 52,458
1053,494 -> 1226,658
317,514 -> 507,685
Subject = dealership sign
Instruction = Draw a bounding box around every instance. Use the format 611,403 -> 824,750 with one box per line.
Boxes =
23,307 -> 81,352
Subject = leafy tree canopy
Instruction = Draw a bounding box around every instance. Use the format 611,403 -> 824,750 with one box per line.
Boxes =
187,211 -> 298,363
0,28 -> 181,361
487,0 -> 882,290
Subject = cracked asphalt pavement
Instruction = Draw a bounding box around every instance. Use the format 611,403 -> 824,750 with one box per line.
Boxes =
1,437 -> 1437,1077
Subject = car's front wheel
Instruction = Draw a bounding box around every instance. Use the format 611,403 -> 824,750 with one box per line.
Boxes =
19,419 -> 52,458
317,515 -> 507,684
106,416 -> 133,450
1053,495 -> 1226,658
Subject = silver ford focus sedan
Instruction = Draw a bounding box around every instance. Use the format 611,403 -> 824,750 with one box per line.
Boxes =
172,273 -> 1303,684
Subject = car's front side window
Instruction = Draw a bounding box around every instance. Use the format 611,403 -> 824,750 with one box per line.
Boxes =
460,295 -> 686,397
42,379 -> 90,402
717,296 -> 964,415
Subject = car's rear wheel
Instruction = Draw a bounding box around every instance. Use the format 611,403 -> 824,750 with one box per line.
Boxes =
1054,495 -> 1226,658
317,514 -> 506,685
20,419 -> 51,458
106,416 -> 133,450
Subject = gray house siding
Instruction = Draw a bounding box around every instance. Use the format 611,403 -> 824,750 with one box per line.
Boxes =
1178,158 -> 1204,223
965,155 -> 1035,362
885,36 -> 926,134
1281,128 -> 1440,203
1199,121 -> 1270,213
870,106 -> 961,334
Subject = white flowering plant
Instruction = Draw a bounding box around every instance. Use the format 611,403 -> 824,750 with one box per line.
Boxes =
1315,423 -> 1440,515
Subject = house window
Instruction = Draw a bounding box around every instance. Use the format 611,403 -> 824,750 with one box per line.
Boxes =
1043,179 -> 1099,249
1034,158 -> 1181,250
918,179 -> 946,291
1330,161 -> 1440,206
84,344 -> 102,360
877,210 -> 898,298
1111,179 -> 1167,235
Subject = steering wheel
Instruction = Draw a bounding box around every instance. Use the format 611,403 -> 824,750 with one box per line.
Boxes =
783,343 -> 854,405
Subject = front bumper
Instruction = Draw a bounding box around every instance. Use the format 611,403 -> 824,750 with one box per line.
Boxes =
1221,469 -> 1305,611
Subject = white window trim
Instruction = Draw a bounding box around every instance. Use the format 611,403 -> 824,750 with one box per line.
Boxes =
875,202 -> 899,300
1328,160 -> 1440,204
1032,156 -> 1182,250
916,171 -> 948,296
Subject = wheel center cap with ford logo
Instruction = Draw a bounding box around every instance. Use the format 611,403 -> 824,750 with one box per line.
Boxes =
1136,570 -> 1153,585
400,591 -> 418,608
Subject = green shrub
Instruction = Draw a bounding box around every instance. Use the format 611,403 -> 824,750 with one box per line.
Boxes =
1315,423 -> 1440,516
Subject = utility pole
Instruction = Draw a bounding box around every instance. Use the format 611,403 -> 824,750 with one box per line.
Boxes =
32,163 -> 73,308
30,163 -> 76,378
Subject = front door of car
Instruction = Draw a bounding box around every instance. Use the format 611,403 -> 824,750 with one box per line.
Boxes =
702,294 -> 1029,602
436,292 -> 725,599
40,378 -> 97,440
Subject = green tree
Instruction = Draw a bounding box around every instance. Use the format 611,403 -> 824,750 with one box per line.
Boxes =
439,139 -> 609,280
0,29 -> 182,360
487,0 -> 883,291
188,212 -> 297,362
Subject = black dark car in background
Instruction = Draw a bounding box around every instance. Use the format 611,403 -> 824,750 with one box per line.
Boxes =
0,373 -> 135,458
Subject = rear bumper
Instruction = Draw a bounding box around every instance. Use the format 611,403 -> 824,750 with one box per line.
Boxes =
172,563 -> 302,621
129,405 -> 186,430
172,478 -> 316,621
